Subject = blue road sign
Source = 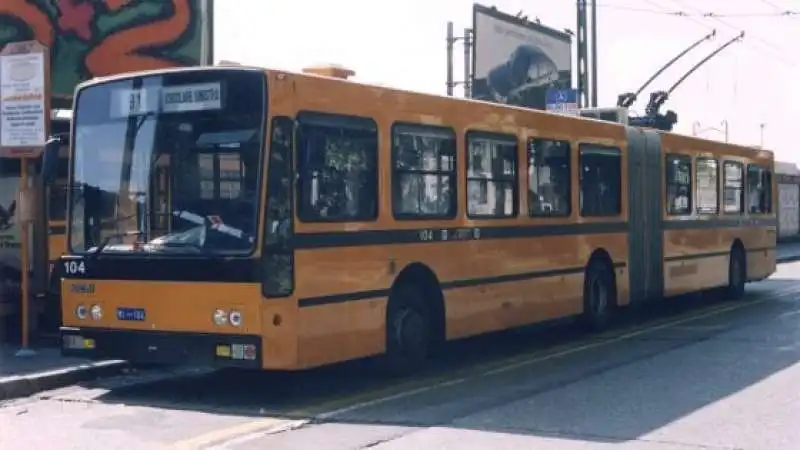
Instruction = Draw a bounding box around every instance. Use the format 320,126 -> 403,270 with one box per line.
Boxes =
545,88 -> 579,115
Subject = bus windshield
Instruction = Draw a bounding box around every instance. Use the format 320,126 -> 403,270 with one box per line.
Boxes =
68,69 -> 265,255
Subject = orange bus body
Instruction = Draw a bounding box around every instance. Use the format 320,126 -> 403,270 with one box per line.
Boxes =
58,66 -> 776,372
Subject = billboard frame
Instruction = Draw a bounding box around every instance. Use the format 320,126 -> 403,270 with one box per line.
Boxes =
471,3 -> 572,109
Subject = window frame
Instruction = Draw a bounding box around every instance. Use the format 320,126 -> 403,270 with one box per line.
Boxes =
578,143 -> 622,218
295,110 -> 380,223
262,115 -> 295,298
665,154 -> 692,216
391,121 -> 458,220
464,130 -> 519,219
695,157 -> 719,215
722,160 -> 744,215
527,137 -> 572,218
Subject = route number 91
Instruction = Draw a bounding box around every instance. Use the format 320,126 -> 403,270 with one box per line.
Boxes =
64,261 -> 86,275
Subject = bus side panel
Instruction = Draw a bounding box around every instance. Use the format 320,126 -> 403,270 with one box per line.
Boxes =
293,232 -> 628,367
663,225 -> 735,296
626,127 -> 664,303
745,221 -> 777,281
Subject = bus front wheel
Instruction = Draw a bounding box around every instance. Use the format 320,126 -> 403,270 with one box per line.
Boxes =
380,284 -> 431,376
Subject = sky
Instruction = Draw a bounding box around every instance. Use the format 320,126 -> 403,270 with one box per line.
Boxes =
214,0 -> 799,163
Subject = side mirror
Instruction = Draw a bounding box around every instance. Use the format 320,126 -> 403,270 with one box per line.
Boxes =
41,135 -> 63,185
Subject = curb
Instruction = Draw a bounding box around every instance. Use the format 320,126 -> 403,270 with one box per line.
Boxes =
777,255 -> 800,264
0,359 -> 128,401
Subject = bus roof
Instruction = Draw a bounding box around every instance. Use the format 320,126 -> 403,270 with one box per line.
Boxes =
73,65 -> 774,158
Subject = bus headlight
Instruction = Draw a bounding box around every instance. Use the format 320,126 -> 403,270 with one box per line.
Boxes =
229,310 -> 243,327
213,309 -> 228,326
90,305 -> 103,320
75,305 -> 88,320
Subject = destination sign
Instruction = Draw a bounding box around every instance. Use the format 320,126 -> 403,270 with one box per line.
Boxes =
111,82 -> 223,118
161,82 -> 222,113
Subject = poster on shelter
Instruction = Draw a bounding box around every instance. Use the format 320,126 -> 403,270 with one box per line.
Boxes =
0,168 -> 21,273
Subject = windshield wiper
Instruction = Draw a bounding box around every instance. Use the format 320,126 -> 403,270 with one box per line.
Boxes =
90,230 -> 144,259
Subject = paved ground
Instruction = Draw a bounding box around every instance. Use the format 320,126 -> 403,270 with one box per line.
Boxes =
777,241 -> 800,262
2,262 -> 800,450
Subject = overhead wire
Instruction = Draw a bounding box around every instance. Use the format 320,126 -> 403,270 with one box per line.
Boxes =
636,0 -> 716,31
758,0 -> 797,17
665,0 -> 797,67
596,2 -> 799,19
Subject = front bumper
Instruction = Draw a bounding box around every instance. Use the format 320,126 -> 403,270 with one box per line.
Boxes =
60,327 -> 262,369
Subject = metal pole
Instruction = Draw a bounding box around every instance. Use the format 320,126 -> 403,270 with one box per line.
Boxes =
19,159 -> 32,352
760,123 -> 766,147
722,120 -> 729,143
463,28 -> 472,98
590,0 -> 598,107
446,22 -> 455,96
576,0 -> 588,108
692,121 -> 701,136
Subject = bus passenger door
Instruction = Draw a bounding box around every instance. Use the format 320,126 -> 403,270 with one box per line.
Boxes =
261,117 -> 295,299
626,128 -> 664,302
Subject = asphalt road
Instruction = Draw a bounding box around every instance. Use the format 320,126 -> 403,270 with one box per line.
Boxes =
2,263 -> 800,450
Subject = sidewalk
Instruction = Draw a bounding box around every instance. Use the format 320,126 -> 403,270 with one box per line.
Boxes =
777,241 -> 800,263
2,242 -> 800,402
0,344 -> 126,401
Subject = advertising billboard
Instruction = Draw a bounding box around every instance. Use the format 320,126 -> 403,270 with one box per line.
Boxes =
471,3 -> 572,110
0,0 -> 214,105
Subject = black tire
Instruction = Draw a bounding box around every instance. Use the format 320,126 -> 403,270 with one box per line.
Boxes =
379,284 -> 431,377
725,247 -> 746,301
581,261 -> 615,332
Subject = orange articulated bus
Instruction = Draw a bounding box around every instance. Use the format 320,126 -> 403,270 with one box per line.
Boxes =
52,65 -> 775,374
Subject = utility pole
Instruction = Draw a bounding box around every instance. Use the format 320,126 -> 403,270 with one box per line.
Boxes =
446,22 -> 472,97
576,0 -> 598,108
590,0 -> 598,107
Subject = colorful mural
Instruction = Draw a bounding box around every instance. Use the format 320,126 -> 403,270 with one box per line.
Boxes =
0,0 -> 213,99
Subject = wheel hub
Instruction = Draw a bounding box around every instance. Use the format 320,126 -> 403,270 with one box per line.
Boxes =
592,279 -> 607,314
394,308 -> 425,351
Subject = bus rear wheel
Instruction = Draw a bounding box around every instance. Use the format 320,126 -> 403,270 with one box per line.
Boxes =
380,284 -> 430,376
726,247 -> 746,300
581,261 -> 615,332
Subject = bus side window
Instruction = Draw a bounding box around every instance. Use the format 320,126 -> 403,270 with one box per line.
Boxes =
392,123 -> 457,219
696,158 -> 719,215
263,116 -> 294,298
722,161 -> 744,214
665,154 -> 692,216
296,112 -> 379,222
746,164 -> 772,214
528,138 -> 571,217
466,131 -> 517,218
578,144 -> 621,217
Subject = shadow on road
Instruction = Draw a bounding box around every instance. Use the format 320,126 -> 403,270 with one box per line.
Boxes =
70,276 -> 800,444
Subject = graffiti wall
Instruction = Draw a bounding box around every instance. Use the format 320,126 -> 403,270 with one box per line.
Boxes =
0,0 -> 213,100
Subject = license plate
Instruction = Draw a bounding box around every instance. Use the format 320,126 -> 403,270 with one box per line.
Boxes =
117,307 -> 146,321
63,335 -> 95,350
